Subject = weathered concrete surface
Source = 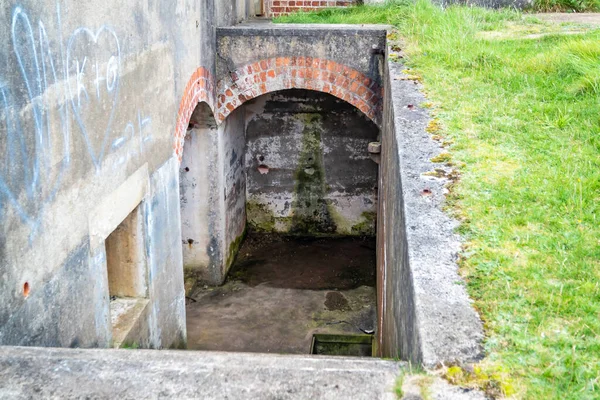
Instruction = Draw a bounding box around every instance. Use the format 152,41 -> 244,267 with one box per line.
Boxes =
245,89 -> 378,235
216,23 -> 388,88
402,375 -> 487,400
378,51 -> 483,365
187,234 -> 376,353
0,0 -> 252,348
188,283 -> 376,353
0,346 -> 404,400
179,23 -> 389,285
180,103 -> 247,286
180,105 -> 222,283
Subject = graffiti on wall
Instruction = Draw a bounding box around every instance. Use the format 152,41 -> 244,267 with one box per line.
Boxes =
0,3 -> 152,238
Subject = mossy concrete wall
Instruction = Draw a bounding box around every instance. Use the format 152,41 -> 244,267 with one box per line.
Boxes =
245,89 -> 379,236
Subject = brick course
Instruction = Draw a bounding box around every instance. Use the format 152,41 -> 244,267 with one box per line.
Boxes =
265,0 -> 356,17
174,57 -> 382,161
173,67 -> 215,162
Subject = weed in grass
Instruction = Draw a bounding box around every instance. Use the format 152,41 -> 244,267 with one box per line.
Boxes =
430,152 -> 452,163
426,119 -> 442,134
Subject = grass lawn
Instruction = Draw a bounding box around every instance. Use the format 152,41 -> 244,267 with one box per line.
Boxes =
278,2 -> 600,398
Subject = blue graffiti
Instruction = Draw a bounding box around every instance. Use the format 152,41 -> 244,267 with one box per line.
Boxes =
0,3 -> 153,241
66,25 -> 121,170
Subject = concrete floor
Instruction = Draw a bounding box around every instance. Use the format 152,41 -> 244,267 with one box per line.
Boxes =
186,234 -> 377,354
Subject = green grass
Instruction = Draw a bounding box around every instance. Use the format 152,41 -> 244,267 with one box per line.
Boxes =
278,2 -> 600,398
534,0 -> 600,12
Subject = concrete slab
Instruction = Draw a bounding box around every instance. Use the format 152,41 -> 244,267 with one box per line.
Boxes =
187,235 -> 377,354
0,346 -> 404,400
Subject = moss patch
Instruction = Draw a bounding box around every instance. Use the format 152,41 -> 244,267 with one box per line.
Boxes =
246,201 -> 276,232
225,226 -> 247,270
351,211 -> 377,236
430,152 -> 452,163
290,114 -> 337,235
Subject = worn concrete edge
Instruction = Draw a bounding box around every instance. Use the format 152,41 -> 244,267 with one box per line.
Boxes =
0,346 -> 405,399
387,57 -> 484,367
0,345 -> 405,368
218,23 -> 392,37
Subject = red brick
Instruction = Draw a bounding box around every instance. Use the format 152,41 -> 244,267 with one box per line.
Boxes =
267,69 -> 276,78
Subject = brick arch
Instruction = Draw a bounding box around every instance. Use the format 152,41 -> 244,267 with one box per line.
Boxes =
215,57 -> 382,126
173,67 -> 215,161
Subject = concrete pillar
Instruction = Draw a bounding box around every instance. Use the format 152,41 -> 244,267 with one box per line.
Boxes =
179,104 -> 226,285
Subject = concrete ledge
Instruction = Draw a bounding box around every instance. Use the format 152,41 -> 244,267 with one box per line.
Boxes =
380,54 -> 484,366
0,346 -> 403,399
219,23 -> 392,37
216,24 -> 388,85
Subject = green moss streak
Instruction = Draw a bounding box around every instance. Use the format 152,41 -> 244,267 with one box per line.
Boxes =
290,114 -> 337,235
226,225 -> 247,270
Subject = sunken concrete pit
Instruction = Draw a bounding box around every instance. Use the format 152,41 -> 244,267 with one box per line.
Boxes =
178,23 -> 484,366
0,15 -> 483,398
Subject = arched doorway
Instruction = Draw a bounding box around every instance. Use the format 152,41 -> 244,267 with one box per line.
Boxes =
184,88 -> 380,354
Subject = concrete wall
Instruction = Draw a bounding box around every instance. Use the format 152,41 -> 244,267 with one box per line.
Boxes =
245,89 -> 378,235
222,107 -> 247,268
0,0 -> 251,348
377,52 -> 483,365
216,25 -> 386,90
179,104 -> 221,284
179,103 -> 246,286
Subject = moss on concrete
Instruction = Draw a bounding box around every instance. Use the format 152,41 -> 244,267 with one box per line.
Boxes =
351,211 -> 377,236
246,201 -> 276,232
225,226 -> 247,271
290,114 -> 337,235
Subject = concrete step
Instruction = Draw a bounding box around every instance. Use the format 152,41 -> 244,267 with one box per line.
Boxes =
0,346 -> 404,399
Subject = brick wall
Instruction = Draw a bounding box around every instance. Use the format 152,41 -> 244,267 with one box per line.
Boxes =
265,0 -> 357,17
